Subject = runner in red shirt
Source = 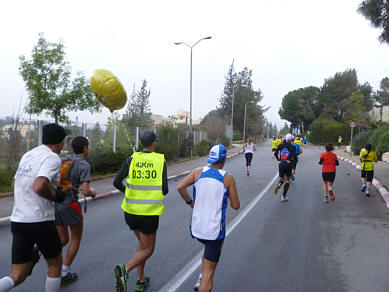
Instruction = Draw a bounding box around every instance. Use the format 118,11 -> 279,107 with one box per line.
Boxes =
319,144 -> 339,203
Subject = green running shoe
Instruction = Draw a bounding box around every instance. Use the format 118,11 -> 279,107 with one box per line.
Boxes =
114,264 -> 128,292
135,276 -> 150,292
274,186 -> 279,195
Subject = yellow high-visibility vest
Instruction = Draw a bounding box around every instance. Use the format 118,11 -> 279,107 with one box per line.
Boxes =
272,140 -> 278,149
122,152 -> 165,216
338,137 -> 342,143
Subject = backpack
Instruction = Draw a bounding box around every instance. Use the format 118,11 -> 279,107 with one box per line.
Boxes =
280,148 -> 290,160
57,159 -> 79,201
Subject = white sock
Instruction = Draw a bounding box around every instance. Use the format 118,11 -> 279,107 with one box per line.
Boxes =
45,277 -> 61,292
61,265 -> 69,277
0,277 -> 14,292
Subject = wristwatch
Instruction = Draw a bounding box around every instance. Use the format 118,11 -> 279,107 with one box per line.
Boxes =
186,199 -> 193,205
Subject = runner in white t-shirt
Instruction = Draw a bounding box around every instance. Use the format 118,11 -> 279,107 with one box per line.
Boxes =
0,123 -> 67,292
243,138 -> 256,176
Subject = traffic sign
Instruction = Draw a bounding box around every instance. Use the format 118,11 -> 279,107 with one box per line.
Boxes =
349,121 -> 356,128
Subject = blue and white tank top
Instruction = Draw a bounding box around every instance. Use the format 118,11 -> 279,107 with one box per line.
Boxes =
191,167 -> 229,240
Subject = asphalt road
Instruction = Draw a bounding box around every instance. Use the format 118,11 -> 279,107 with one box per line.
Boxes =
1,143 -> 389,292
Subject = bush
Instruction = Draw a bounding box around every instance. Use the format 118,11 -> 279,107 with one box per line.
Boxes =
310,118 -> 349,145
0,165 -> 17,193
352,131 -> 372,155
88,145 -> 133,174
195,140 -> 212,157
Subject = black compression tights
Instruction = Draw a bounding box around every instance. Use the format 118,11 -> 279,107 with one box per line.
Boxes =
283,183 -> 290,195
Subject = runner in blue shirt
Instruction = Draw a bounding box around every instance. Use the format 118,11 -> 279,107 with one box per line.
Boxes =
291,137 -> 303,181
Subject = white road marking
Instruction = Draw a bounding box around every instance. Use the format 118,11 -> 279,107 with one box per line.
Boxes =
158,173 -> 279,292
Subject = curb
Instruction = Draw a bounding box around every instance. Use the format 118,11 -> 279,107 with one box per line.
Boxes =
337,155 -> 389,208
0,150 -> 243,227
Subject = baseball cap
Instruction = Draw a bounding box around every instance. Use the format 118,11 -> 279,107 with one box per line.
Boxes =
207,144 -> 227,164
140,130 -> 158,147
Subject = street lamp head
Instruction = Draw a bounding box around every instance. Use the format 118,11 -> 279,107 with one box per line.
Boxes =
174,42 -> 182,45
203,36 -> 212,40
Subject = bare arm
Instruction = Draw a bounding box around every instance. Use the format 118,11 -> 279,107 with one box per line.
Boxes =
81,181 -> 96,197
33,177 -> 56,201
177,169 -> 201,208
225,174 -> 240,210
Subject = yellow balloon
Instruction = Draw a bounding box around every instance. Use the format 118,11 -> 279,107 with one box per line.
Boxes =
90,69 -> 127,112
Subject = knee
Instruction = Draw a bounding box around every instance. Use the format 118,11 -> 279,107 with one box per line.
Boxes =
61,236 -> 69,247
145,245 -> 155,257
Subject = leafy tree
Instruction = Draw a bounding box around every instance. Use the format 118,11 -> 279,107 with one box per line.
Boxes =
358,0 -> 389,44
200,110 -> 227,143
123,80 -> 152,129
90,122 -> 103,145
218,60 -> 236,120
19,33 -> 100,123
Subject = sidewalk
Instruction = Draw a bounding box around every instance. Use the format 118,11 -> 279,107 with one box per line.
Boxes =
0,144 -> 244,224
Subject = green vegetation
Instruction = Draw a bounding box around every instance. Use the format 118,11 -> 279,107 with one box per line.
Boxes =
352,123 -> 389,158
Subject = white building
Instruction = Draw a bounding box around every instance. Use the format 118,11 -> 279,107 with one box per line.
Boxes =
369,106 -> 389,122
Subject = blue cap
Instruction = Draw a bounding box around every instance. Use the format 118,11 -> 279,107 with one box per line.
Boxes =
207,144 -> 227,164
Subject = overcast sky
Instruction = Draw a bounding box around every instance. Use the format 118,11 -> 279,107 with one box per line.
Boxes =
1,0 -> 389,129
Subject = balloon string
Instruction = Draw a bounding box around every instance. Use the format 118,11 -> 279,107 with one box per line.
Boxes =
111,112 -> 137,153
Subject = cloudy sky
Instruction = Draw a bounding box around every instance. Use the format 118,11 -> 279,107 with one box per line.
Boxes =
1,0 -> 389,128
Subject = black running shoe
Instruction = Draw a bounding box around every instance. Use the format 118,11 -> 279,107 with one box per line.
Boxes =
361,186 -> 366,192
61,272 -> 78,287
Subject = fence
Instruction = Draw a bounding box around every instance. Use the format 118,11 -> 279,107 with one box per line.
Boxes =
0,116 -> 209,168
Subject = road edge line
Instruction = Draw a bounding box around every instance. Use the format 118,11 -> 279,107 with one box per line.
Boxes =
158,173 -> 278,292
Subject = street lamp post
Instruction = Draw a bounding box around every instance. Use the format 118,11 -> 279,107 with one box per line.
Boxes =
174,36 -> 212,136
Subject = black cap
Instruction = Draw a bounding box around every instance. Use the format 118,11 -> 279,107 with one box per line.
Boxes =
42,123 -> 66,145
140,130 -> 157,147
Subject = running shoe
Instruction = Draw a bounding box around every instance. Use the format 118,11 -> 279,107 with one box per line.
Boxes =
366,192 -> 370,197
194,274 -> 202,291
291,174 -> 295,181
247,170 -> 249,176
361,186 -> 366,192
323,196 -> 329,203
28,245 -> 40,276
274,186 -> 280,195
61,272 -> 78,287
329,191 -> 335,201
281,196 -> 288,202
114,264 -> 128,292
135,276 -> 150,292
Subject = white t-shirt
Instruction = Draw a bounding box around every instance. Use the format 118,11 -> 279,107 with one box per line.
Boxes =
11,145 -> 61,223
244,143 -> 254,154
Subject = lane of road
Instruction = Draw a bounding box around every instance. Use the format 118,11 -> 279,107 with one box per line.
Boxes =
1,143 -> 389,291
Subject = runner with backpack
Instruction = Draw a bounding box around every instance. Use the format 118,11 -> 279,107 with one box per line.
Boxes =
55,136 -> 96,286
274,134 -> 297,202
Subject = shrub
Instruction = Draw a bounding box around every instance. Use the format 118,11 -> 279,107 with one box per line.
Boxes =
351,123 -> 389,158
0,165 -> 17,193
195,140 -> 212,157
352,131 -> 372,155
88,145 -> 132,174
310,118 -> 349,145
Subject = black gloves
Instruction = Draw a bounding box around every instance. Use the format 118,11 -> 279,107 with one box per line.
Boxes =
54,189 -> 66,203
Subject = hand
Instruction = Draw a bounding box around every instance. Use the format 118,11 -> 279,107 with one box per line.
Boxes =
89,187 -> 97,198
54,189 -> 66,203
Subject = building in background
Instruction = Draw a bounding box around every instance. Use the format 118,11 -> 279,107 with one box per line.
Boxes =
369,106 -> 389,122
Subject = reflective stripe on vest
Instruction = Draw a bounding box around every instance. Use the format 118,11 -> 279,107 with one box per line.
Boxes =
122,152 -> 165,216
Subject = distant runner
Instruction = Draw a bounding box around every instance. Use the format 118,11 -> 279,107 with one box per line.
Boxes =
276,136 -> 282,146
338,136 -> 342,149
271,137 -> 278,158
243,138 -> 256,176
274,134 -> 297,202
55,136 -> 96,286
360,144 -> 378,197
113,130 -> 168,292
177,144 -> 240,292
319,144 -> 339,203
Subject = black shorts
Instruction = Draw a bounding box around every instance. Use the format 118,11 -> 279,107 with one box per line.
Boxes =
291,160 -> 298,169
11,221 -> 62,264
197,238 -> 224,262
322,172 -> 336,183
55,201 -> 83,226
124,212 -> 159,234
279,161 -> 292,178
245,153 -> 253,166
272,149 -> 276,152
361,171 -> 374,182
